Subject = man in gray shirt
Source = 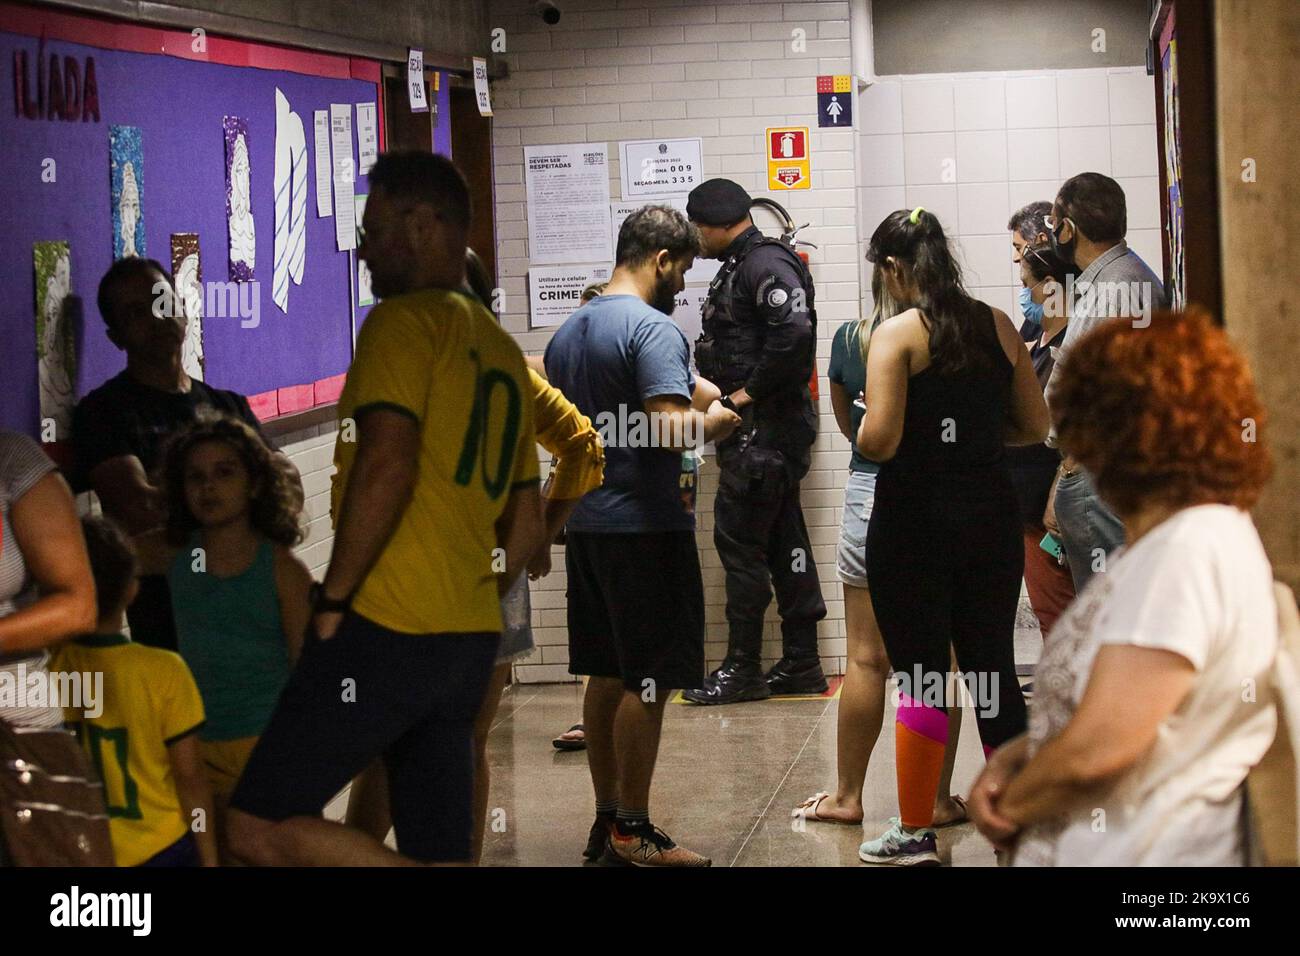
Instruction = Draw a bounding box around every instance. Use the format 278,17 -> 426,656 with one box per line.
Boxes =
1043,172 -> 1167,591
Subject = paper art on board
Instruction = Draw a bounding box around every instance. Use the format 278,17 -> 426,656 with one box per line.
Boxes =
171,233 -> 205,381
34,241 -> 76,436
225,116 -> 256,282
272,88 -> 307,313
110,125 -> 144,260
355,193 -> 373,307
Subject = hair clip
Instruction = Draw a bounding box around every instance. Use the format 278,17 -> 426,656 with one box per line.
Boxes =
909,206 -> 925,224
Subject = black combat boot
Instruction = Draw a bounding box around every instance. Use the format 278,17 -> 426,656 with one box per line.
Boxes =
682,655 -> 771,706
764,656 -> 828,696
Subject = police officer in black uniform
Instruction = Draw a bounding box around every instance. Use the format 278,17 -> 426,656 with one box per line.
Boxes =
682,179 -> 827,705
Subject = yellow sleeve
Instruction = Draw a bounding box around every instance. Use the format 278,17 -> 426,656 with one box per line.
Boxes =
528,369 -> 605,500
509,360 -> 541,490
48,646 -> 81,727
347,301 -> 436,422
161,653 -> 206,746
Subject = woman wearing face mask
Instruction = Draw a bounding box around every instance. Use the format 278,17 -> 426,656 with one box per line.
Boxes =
1007,245 -> 1076,643
855,208 -> 1049,865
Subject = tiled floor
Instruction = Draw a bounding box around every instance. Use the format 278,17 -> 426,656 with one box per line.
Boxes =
326,618 -> 1044,868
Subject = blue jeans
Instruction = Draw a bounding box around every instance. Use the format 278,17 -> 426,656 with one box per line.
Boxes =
1054,468 -> 1125,592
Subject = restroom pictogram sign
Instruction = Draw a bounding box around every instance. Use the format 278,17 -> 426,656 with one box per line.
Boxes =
765,126 -> 811,191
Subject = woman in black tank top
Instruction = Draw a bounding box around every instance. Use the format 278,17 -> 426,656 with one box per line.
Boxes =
852,209 -> 1049,866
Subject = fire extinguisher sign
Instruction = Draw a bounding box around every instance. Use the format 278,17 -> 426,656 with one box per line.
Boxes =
765,126 -> 811,191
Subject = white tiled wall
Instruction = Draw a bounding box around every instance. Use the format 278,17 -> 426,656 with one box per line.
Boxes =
489,0 -> 860,684
261,7 -> 1164,690
858,67 -> 1163,325
263,410 -> 340,580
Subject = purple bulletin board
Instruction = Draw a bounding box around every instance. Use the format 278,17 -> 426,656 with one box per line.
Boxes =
1,19 -> 382,435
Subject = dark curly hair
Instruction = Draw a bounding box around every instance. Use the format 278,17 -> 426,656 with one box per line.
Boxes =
158,413 -> 305,548
1052,308 -> 1272,515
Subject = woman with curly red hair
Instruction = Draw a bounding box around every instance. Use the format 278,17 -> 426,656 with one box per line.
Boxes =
969,308 -> 1278,865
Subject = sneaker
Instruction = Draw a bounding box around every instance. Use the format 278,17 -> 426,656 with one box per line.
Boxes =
603,823 -> 712,867
582,815 -> 615,862
858,818 -> 940,866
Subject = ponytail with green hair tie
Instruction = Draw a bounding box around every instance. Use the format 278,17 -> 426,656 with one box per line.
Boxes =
909,206 -> 926,225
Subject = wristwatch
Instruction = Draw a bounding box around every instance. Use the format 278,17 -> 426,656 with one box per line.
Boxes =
309,582 -> 352,615
719,394 -> 740,414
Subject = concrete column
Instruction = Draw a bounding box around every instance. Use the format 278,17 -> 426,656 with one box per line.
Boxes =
1215,0 -> 1300,592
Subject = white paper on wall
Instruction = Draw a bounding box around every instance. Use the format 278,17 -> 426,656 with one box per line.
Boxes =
330,103 -> 356,252
314,110 -> 332,217
619,138 -> 702,198
407,49 -> 428,113
356,102 -> 378,175
473,57 -> 492,117
525,143 -> 612,265
528,263 -> 612,329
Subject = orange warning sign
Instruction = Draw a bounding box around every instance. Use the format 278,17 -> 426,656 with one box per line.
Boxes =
765,126 -> 811,191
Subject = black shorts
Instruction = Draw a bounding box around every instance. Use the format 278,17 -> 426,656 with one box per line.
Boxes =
565,531 -> 705,694
227,612 -> 497,863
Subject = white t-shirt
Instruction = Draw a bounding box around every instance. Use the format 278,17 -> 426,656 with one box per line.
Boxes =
1013,504 -> 1277,866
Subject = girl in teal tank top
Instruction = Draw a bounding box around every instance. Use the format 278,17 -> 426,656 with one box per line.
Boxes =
135,415 -> 312,847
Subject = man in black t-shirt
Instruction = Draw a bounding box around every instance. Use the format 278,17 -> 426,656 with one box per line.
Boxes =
71,257 -> 274,650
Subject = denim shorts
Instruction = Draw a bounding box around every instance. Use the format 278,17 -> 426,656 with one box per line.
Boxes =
836,470 -> 878,588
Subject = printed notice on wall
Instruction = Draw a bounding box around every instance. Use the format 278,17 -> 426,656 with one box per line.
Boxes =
407,49 -> 428,113
525,143 -> 612,265
528,263 -> 612,329
330,103 -> 356,251
356,102 -> 378,174
611,198 -> 720,286
619,138 -> 702,198
313,110 -> 332,217
472,57 -> 492,117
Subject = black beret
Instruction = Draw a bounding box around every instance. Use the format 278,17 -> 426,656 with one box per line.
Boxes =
686,178 -> 752,226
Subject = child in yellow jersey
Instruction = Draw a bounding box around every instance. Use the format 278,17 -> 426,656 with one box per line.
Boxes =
52,517 -> 216,866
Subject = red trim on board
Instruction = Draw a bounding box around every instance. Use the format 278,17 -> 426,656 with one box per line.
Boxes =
0,1 -> 377,81
313,373 -> 346,405
249,372 -> 347,422
247,390 -> 280,422
276,383 -> 316,416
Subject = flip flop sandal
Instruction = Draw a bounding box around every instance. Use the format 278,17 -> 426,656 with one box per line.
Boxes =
933,794 -> 970,829
791,791 -> 863,826
552,724 -> 586,752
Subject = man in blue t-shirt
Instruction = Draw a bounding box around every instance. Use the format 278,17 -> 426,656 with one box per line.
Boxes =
545,205 -> 739,867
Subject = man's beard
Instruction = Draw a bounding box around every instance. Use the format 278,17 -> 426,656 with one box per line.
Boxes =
651,276 -> 678,316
